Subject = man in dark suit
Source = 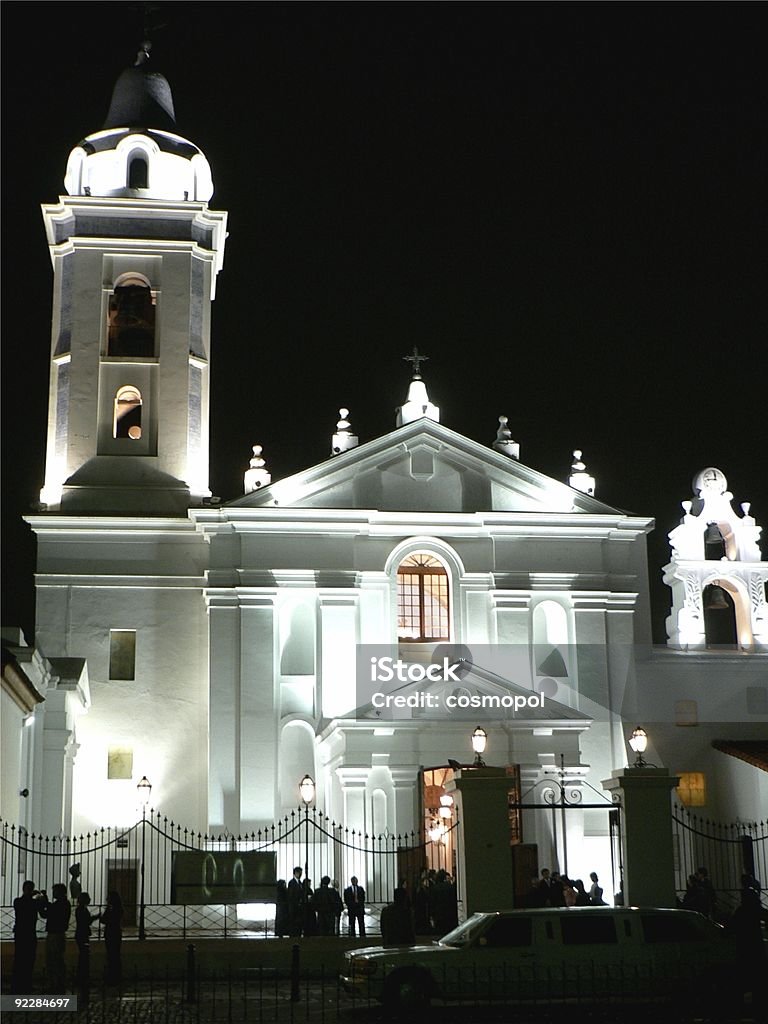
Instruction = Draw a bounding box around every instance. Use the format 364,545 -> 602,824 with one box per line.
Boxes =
12,880 -> 43,993
344,876 -> 366,938
287,866 -> 305,937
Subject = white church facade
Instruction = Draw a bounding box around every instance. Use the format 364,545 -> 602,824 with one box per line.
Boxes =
6,54 -> 768,893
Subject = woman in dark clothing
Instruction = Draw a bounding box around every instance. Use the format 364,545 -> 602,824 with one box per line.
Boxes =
100,891 -> 123,985
74,892 -> 98,987
302,878 -> 317,936
274,880 -> 289,937
39,883 -> 71,994
413,879 -> 431,935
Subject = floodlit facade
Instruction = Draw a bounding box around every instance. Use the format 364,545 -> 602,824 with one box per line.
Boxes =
7,55 -> 767,893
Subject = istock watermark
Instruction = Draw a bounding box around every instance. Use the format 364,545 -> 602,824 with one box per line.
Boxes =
369,655 -> 466,683
357,644 -> 550,721
353,643 -> 768,723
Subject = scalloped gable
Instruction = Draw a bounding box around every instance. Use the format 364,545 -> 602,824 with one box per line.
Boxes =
227,419 -> 623,515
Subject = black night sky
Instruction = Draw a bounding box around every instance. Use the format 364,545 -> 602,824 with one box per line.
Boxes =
2,4 -> 766,643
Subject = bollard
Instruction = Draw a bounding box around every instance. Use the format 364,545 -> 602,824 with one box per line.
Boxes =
290,943 -> 300,1002
186,943 -> 197,1003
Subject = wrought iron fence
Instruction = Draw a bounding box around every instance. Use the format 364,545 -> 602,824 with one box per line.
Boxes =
1,811 -> 458,941
672,805 -> 768,914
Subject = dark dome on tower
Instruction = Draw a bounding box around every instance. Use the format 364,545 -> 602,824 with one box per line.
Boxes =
63,45 -> 213,202
103,65 -> 176,132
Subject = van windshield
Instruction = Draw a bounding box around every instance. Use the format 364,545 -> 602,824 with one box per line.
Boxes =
439,914 -> 490,948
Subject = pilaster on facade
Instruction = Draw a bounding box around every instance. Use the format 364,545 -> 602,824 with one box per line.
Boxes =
35,658 -> 89,836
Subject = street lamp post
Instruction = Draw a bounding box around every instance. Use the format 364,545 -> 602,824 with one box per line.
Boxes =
136,775 -> 152,941
299,774 -> 315,880
471,726 -> 487,767
628,726 -> 651,768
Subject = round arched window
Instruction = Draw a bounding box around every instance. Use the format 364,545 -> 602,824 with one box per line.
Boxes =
396,553 -> 449,642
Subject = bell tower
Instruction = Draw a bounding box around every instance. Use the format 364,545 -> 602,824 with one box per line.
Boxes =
664,467 -> 768,650
39,45 -> 227,513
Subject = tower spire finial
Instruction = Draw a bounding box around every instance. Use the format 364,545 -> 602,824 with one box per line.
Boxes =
403,346 -> 429,379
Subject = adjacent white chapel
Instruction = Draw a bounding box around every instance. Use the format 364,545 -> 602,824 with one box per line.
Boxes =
4,52 -> 767,886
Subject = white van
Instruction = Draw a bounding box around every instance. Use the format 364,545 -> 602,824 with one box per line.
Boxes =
342,906 -> 740,1013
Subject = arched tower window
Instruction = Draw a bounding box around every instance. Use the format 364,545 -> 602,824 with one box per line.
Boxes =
108,275 -> 155,357
113,386 -> 143,439
703,584 -> 738,647
397,553 -> 449,642
127,152 -> 149,189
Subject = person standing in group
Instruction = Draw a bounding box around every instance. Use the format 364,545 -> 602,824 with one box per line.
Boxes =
100,891 -> 123,985
74,892 -> 98,988
274,880 -> 289,937
302,877 -> 317,936
287,867 -> 305,937
344,876 -> 366,938
39,883 -> 71,994
413,877 -> 431,933
312,876 -> 336,936
696,866 -> 717,918
589,871 -> 605,905
11,881 -> 44,994
330,880 -> 343,936
380,887 -> 415,946
537,868 -> 553,907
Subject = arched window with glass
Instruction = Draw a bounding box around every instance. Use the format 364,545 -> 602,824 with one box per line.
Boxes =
396,552 -> 450,642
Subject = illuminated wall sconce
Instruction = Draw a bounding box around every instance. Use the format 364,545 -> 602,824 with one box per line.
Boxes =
471,726 -> 487,766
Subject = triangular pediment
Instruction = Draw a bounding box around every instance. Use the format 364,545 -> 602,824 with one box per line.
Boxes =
227,419 -> 621,515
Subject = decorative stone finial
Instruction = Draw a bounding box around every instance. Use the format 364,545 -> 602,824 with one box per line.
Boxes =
244,444 -> 272,494
331,407 -> 359,456
492,415 -> 520,460
568,450 -> 596,496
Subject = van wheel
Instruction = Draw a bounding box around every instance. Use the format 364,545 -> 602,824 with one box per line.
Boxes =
383,969 -> 431,1017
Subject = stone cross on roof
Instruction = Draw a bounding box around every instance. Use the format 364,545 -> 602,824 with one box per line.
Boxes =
403,346 -> 429,378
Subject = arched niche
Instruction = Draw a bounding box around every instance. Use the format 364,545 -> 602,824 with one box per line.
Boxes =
278,720 -> 316,812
